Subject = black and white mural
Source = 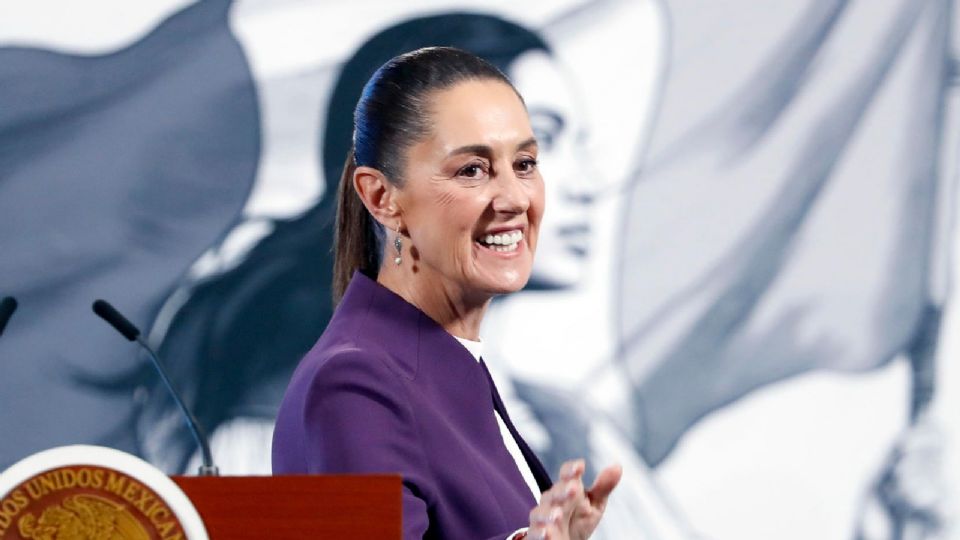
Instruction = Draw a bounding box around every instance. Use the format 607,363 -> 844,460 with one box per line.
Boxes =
1,1 -> 957,538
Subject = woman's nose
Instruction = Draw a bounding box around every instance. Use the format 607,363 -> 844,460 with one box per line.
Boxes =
492,171 -> 531,214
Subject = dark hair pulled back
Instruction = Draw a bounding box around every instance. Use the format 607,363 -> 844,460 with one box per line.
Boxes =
333,46 -> 517,302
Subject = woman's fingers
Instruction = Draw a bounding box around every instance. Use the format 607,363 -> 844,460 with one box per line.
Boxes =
539,478 -> 582,522
528,504 -> 564,540
529,505 -> 562,527
557,463 -> 623,540
585,464 -> 623,512
544,459 -> 586,511
554,462 -> 586,517
527,523 -> 562,540
558,459 -> 585,481
527,459 -> 589,535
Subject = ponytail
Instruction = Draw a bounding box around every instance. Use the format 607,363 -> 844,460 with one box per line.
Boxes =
332,148 -> 380,304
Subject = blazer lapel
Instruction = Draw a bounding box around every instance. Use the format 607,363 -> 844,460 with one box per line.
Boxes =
479,359 -> 553,492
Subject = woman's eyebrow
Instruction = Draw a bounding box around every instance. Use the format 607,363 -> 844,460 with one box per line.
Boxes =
447,137 -> 539,158
516,137 -> 538,151
448,144 -> 493,159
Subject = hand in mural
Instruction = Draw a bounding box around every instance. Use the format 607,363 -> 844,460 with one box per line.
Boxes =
857,412 -> 951,540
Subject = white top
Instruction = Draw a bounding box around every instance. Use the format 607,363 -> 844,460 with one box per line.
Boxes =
454,336 -> 541,503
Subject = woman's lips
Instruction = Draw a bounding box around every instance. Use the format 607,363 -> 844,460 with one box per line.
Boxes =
477,229 -> 524,253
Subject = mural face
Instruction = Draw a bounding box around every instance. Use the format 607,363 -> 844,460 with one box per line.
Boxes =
508,50 -> 593,289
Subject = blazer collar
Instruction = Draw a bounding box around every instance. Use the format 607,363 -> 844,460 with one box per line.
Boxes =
337,271 -> 477,381
338,272 -> 554,492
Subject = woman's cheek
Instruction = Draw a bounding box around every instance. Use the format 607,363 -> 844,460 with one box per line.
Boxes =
431,186 -> 459,208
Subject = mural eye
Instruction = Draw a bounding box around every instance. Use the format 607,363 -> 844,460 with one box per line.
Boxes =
528,108 -> 565,152
533,129 -> 555,149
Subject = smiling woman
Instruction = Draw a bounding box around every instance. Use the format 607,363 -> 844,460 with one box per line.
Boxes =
272,47 -> 621,540
331,53 -> 544,307
369,79 -> 544,309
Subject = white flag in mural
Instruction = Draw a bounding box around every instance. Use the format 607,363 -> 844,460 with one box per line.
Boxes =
615,0 -> 957,538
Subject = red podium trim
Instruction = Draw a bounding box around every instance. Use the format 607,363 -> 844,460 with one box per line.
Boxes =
172,475 -> 401,539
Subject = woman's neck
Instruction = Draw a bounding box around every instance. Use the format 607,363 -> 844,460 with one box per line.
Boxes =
376,262 -> 490,341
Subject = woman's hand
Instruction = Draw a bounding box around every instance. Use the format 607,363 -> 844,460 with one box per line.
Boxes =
526,459 -> 622,540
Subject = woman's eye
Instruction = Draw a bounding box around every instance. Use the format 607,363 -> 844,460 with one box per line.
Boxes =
515,158 -> 538,175
457,163 -> 487,179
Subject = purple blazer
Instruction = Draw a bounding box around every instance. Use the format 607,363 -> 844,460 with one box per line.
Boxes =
272,272 -> 552,539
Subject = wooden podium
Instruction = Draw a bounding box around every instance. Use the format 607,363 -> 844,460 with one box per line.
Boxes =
172,475 -> 402,539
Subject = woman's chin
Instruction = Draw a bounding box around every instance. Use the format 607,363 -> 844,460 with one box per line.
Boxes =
470,267 -> 532,297
468,241 -> 535,295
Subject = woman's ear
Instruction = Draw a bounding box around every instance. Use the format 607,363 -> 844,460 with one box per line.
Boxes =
353,166 -> 401,227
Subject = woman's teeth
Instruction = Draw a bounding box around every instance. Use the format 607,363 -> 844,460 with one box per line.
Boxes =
480,230 -> 523,252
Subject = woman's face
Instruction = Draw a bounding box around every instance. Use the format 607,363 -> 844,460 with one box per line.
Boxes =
396,79 -> 545,300
508,50 -> 592,289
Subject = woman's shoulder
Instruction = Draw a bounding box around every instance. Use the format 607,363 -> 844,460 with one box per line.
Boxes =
284,333 -> 414,409
276,337 -> 411,428
282,271 -> 425,399
272,337 -> 422,476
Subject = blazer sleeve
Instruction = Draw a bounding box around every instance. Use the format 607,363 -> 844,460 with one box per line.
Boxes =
299,349 -> 436,538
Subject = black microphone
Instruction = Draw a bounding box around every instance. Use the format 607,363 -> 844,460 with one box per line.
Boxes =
0,296 -> 17,337
92,299 -> 218,476
92,299 -> 139,341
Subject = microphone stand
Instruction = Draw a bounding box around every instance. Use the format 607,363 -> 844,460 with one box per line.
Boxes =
93,299 -> 218,476
135,336 -> 218,477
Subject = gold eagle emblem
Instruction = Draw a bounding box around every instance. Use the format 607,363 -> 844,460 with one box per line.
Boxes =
18,494 -> 150,540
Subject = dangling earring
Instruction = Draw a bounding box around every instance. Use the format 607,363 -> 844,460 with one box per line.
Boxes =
393,224 -> 403,265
